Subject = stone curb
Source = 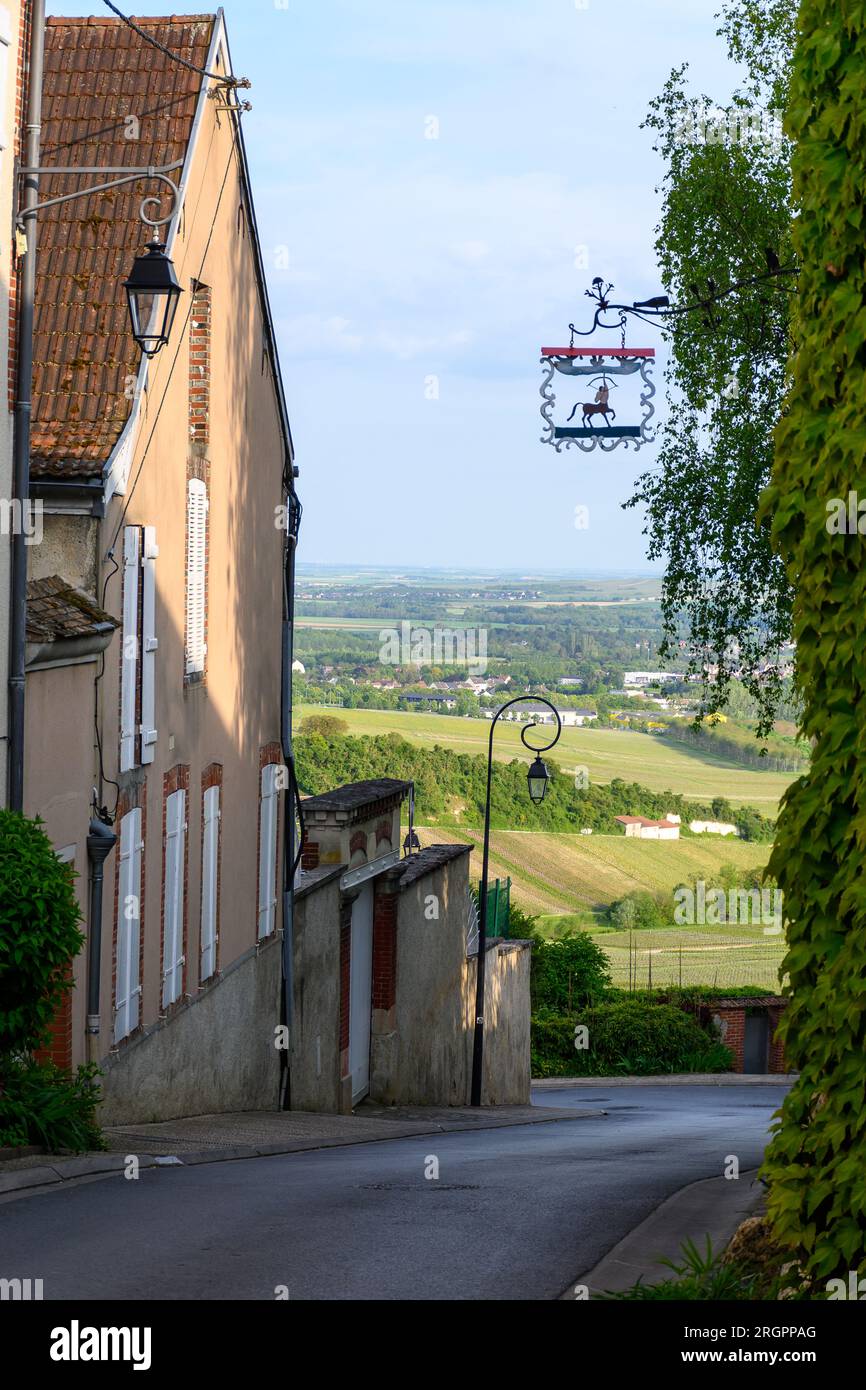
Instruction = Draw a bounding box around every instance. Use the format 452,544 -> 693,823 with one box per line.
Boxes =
561,1168 -> 766,1299
533,1073 -> 797,1088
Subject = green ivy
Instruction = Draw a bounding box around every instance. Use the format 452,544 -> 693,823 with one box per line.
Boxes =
758,0 -> 866,1284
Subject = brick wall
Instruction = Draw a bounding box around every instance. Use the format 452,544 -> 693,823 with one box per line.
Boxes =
372,883 -> 398,1012
188,282 -> 211,445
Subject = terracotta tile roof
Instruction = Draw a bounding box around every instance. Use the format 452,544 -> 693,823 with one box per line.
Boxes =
31,15 -> 216,478
26,575 -> 119,643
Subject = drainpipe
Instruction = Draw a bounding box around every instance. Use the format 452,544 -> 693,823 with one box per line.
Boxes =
279,477 -> 301,1109
7,0 -> 45,811
85,815 -> 117,1065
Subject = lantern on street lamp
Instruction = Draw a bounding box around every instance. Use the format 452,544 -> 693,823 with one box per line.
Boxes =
527,753 -> 551,804
124,240 -> 183,358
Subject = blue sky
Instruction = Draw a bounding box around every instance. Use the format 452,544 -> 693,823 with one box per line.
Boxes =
48,0 -> 741,572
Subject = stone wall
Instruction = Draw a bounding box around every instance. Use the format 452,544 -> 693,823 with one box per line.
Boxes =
98,931 -> 282,1125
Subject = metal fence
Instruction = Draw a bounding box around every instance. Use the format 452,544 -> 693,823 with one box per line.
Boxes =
472,877 -> 512,938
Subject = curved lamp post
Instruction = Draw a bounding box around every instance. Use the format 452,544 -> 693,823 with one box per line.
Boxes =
470,696 -> 562,1106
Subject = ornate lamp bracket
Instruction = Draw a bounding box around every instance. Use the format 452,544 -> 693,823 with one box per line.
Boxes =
16,158 -> 184,231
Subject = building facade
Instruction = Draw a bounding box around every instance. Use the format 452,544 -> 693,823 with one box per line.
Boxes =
22,13 -> 293,1117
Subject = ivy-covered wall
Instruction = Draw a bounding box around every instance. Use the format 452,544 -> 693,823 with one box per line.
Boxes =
760,0 -> 866,1281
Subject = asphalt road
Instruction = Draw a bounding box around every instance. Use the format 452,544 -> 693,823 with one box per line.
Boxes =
0,1084 -> 790,1301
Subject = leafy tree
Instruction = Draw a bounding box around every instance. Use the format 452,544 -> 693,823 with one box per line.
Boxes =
628,0 -> 797,735
299,714 -> 349,738
759,0 -> 866,1285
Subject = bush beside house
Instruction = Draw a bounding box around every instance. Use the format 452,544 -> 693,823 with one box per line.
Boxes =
0,811 -> 103,1151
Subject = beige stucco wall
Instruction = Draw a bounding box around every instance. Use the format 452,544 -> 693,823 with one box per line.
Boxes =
0,0 -> 24,806
86,42 -> 288,1075
23,658 -> 96,1050
98,930 -> 283,1125
289,871 -> 343,1113
374,851 -> 533,1107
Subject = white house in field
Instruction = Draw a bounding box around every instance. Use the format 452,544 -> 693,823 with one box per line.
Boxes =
615,814 -> 681,841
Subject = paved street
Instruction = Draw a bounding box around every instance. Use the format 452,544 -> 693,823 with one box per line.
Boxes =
0,1084 -> 790,1301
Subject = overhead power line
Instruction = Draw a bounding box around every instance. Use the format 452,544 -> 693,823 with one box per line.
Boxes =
100,0 -> 251,90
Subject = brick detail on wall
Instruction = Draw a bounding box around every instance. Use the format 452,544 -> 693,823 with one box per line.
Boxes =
349,830 -> 367,858
301,839 -> 319,871
199,762 -> 223,984
714,1006 -> 745,1071
35,965 -> 73,1072
339,897 -> 352,1072
372,883 -> 398,1012
112,780 -> 148,1045
188,282 -> 211,446
160,765 -> 190,1013
375,818 -> 392,847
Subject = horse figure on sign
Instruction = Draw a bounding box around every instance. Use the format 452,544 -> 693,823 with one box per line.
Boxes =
566,378 -> 616,428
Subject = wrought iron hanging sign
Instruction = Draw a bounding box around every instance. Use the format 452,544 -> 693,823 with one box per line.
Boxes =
540,277 -> 658,454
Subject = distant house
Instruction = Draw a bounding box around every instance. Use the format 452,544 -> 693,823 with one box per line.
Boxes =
402,693 -> 456,709
615,815 -> 681,841
624,671 -> 680,687
292,660 -> 306,674
690,820 -> 739,837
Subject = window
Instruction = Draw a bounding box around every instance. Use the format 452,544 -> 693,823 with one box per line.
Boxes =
115,809 -> 143,1043
257,764 -> 280,939
162,789 -> 186,1007
200,784 -> 220,981
185,479 -> 207,677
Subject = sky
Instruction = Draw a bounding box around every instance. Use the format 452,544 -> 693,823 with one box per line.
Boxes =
47,0 -> 744,572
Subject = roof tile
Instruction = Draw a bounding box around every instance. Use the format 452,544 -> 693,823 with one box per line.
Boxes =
32,16 -> 215,478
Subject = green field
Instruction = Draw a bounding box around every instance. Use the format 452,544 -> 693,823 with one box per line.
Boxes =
415,826 -> 772,916
415,827 -> 783,989
597,927 -> 785,992
296,704 -> 794,811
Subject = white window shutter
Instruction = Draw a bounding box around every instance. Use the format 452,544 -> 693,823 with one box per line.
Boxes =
120,527 -> 140,773
200,784 -> 220,981
185,480 -> 207,676
257,764 -> 279,939
114,809 -> 143,1043
162,789 -> 186,1008
140,526 -> 159,764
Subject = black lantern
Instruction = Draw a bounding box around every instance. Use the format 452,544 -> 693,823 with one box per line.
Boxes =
527,754 -> 551,804
124,240 -> 183,358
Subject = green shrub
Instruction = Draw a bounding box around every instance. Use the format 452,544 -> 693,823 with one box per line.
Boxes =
0,1059 -> 104,1153
608,890 -> 670,931
531,1001 -> 733,1077
0,811 -> 84,1058
529,931 -> 613,1013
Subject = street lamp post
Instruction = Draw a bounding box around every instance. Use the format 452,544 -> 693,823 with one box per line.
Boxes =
470,696 -> 562,1106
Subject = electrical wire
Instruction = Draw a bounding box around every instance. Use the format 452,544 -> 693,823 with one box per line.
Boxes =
100,0 -> 250,89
